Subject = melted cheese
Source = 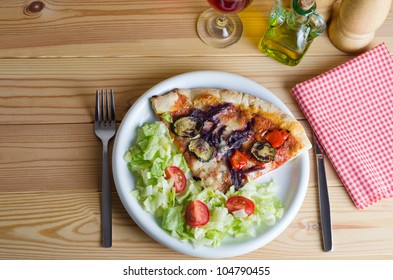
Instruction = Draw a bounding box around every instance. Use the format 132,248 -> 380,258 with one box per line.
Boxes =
189,157 -> 231,191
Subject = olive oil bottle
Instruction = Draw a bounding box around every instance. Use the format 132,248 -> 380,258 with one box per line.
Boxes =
259,0 -> 326,66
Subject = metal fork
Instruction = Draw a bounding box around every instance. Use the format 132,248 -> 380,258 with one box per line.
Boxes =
94,89 -> 116,248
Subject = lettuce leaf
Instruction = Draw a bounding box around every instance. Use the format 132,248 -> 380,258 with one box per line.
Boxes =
125,121 -> 284,247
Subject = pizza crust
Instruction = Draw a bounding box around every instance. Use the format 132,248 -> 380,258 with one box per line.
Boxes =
150,90 -> 180,114
239,92 -> 311,154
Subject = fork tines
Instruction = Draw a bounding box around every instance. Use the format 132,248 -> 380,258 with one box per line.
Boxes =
95,89 -> 115,125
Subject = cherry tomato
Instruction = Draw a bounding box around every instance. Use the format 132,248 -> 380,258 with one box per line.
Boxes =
250,157 -> 266,168
185,200 -> 210,227
226,196 -> 254,216
165,166 -> 186,193
229,150 -> 248,170
265,129 -> 289,148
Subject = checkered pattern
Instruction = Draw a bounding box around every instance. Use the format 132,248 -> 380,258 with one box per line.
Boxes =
291,43 -> 393,209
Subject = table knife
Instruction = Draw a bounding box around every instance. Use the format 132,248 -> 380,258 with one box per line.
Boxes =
313,135 -> 333,252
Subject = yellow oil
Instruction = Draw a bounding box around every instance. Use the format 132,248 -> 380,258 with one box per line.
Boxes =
259,0 -> 325,66
259,25 -> 311,66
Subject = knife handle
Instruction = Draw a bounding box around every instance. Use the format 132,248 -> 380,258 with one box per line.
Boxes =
316,155 -> 333,252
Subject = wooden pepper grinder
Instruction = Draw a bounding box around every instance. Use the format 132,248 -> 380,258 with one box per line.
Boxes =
328,0 -> 392,53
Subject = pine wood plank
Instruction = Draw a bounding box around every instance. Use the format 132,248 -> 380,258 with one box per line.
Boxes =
0,55 -> 356,125
0,1 -> 391,58
1,0 -> 392,261
0,123 -> 102,192
0,187 -> 392,260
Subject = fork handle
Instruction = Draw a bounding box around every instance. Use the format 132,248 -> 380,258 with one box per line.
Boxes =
101,142 -> 112,248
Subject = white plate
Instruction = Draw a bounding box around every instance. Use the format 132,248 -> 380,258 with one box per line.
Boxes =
112,71 -> 310,258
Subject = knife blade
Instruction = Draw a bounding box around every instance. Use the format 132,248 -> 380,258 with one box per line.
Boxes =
313,134 -> 333,252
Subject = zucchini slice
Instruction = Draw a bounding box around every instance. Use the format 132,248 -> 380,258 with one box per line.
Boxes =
188,138 -> 214,162
251,142 -> 277,163
172,116 -> 203,138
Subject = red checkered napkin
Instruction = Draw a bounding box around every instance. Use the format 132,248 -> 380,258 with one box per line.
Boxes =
291,43 -> 393,209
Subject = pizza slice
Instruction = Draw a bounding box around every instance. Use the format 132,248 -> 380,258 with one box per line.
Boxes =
150,88 -> 311,192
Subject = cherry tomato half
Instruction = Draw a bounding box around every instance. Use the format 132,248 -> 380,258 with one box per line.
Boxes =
165,166 -> 187,193
264,129 -> 289,148
229,150 -> 248,170
185,200 -> 210,227
226,196 -> 255,216
250,157 -> 266,168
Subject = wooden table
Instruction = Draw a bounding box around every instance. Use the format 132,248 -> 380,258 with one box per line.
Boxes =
1,0 -> 392,260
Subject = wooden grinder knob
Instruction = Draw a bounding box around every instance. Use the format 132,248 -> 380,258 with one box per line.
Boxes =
328,0 -> 392,53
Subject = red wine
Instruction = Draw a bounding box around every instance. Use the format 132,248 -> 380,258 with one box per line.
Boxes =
208,0 -> 253,14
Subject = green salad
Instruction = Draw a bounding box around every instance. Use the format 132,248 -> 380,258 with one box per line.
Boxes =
124,121 -> 284,247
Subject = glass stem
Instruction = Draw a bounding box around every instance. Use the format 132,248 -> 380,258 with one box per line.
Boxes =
217,15 -> 228,27
215,14 -> 230,38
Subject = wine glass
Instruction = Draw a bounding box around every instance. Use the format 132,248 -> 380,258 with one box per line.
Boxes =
197,0 -> 253,48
